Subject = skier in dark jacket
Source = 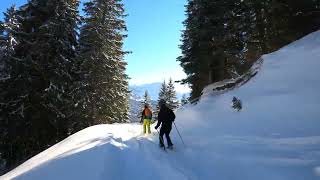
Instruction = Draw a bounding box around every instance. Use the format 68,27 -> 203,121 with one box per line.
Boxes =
155,99 -> 176,149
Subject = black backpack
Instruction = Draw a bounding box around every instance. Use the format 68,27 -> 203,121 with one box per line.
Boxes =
168,108 -> 176,122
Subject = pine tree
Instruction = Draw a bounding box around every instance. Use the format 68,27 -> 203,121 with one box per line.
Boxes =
156,80 -> 168,117
177,0 -> 202,100
159,80 -> 168,101
0,0 -> 80,170
0,5 -> 18,79
0,4 -> 32,170
76,0 -> 129,125
177,0 -> 230,99
0,6 -> 20,172
141,90 -> 151,107
166,78 -> 179,110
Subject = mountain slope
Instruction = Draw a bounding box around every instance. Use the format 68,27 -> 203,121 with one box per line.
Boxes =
130,82 -> 162,100
130,82 -> 187,100
2,31 -> 320,180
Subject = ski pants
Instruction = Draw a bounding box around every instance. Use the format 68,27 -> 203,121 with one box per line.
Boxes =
159,126 -> 173,147
143,119 -> 151,134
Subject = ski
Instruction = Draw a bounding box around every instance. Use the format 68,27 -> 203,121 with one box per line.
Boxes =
167,146 -> 173,150
160,145 -> 166,151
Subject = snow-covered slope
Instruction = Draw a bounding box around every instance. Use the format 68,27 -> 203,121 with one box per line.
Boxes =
2,31 -> 320,180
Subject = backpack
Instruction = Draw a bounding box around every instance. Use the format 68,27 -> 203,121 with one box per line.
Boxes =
168,108 -> 176,122
144,108 -> 152,119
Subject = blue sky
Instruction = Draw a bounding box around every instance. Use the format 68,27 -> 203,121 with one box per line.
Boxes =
0,0 -> 190,93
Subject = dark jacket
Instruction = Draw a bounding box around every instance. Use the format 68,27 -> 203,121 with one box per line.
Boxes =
155,105 -> 175,129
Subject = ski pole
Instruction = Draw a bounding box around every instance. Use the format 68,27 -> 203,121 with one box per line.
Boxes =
156,129 -> 166,151
173,122 -> 186,147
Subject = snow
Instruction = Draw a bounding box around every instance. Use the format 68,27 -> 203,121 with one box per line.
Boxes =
2,31 -> 320,180
315,166 -> 320,176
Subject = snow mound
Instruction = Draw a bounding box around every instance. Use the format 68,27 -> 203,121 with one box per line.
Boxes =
1,124 -> 143,180
2,31 -> 320,180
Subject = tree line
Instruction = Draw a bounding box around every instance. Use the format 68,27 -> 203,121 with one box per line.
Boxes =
139,78 -> 188,121
178,0 -> 320,99
0,0 -> 129,173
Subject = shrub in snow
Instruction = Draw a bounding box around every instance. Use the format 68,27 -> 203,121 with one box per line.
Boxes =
232,96 -> 242,111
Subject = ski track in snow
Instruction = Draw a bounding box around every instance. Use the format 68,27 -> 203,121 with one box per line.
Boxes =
120,130 -> 196,180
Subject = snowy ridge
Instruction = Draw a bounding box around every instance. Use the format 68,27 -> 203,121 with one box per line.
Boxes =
202,57 -> 263,97
2,31 -> 320,180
